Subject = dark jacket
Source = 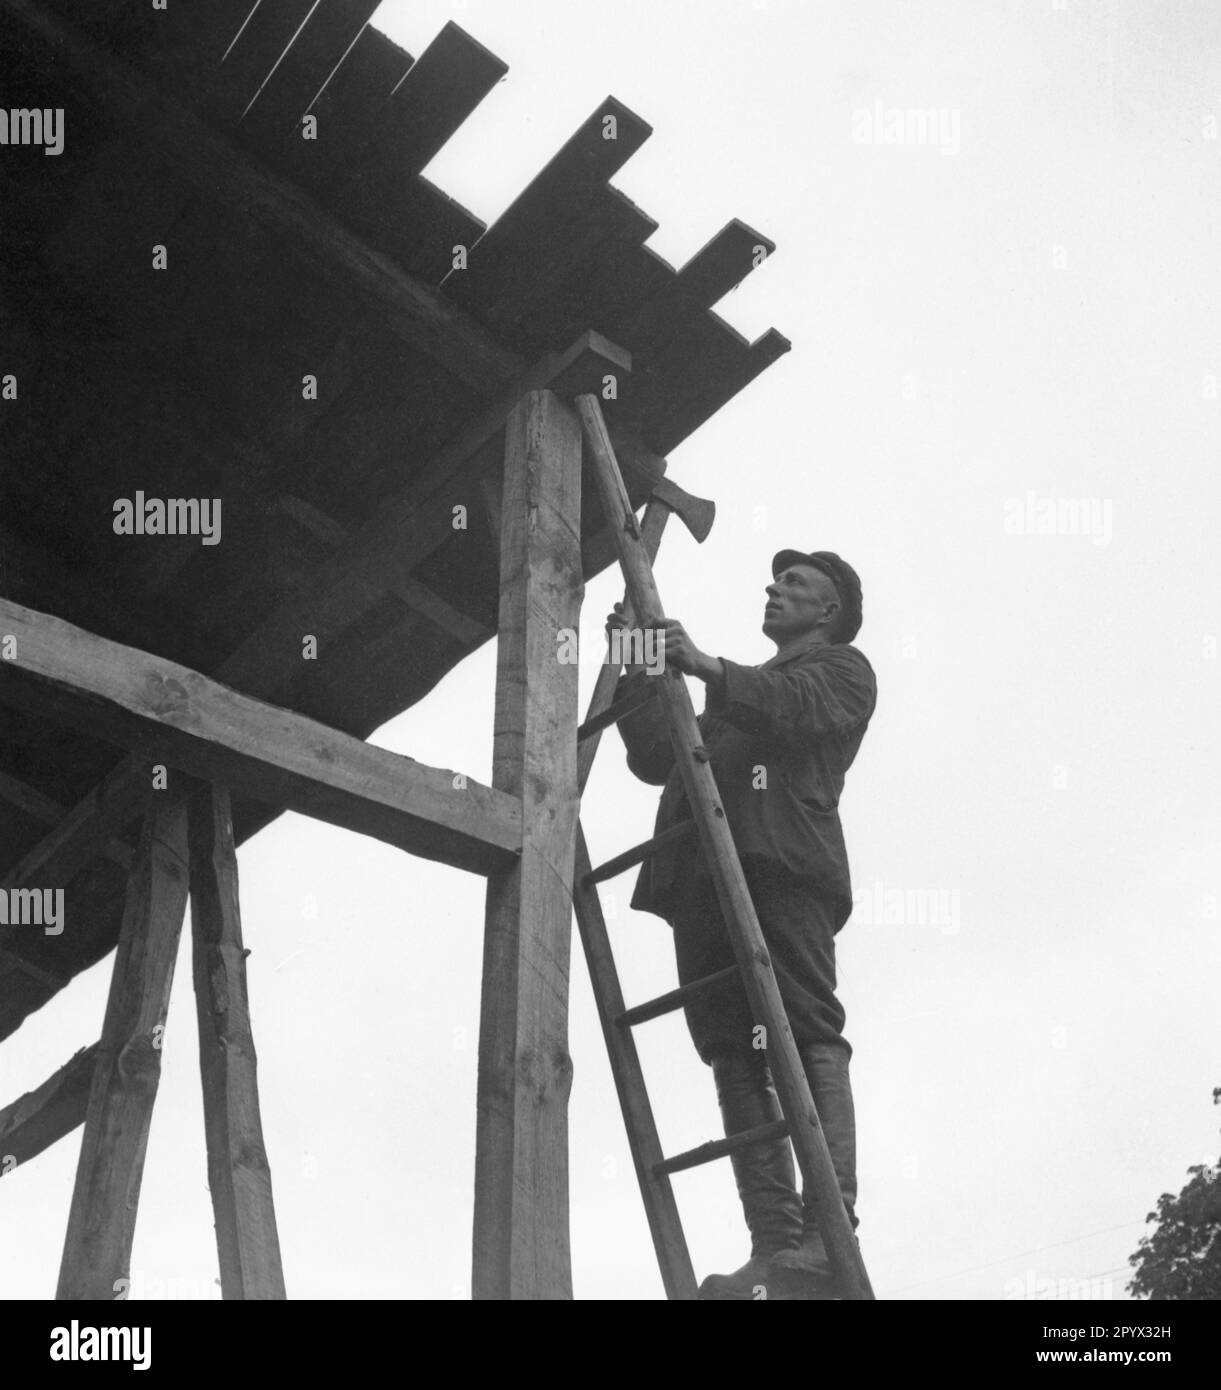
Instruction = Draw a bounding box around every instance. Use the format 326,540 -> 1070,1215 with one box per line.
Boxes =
615,635 -> 877,922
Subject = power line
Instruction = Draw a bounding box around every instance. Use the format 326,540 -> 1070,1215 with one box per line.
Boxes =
880,1219 -> 1146,1296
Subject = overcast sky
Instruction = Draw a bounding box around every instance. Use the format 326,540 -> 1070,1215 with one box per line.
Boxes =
5,0 -> 1219,1301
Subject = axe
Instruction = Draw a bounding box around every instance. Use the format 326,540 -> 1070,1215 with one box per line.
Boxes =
576,473 -> 716,789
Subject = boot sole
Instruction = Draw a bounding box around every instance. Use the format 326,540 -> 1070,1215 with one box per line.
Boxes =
764,1263 -> 838,1301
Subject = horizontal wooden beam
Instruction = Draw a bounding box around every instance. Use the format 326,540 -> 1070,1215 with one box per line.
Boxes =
0,1042 -> 96,1169
0,599 -> 520,877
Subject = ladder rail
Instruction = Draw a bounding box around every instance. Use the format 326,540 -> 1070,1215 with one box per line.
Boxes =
571,494 -> 700,1301
575,392 -> 875,1302
571,830 -> 699,1301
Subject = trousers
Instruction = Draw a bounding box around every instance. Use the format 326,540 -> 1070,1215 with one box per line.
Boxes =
668,854 -> 858,1235
668,854 -> 850,1063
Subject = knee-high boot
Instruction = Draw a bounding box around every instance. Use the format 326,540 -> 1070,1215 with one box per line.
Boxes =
768,1041 -> 858,1298
697,1048 -> 803,1300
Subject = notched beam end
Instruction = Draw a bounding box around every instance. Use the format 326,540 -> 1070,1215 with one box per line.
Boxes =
546,329 -> 632,399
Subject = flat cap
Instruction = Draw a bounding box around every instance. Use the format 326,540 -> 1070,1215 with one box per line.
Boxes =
771,549 -> 864,643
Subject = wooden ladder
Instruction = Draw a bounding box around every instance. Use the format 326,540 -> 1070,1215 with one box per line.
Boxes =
570,393 -> 875,1302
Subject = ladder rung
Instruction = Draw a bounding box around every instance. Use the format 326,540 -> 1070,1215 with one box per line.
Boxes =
655,1120 -> 790,1178
616,966 -> 740,1029
583,821 -> 696,886
576,679 -> 656,743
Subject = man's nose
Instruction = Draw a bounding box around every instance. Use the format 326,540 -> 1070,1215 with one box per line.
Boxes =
765,584 -> 779,600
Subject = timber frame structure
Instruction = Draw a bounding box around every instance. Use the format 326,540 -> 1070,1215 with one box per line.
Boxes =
0,1 -> 788,1299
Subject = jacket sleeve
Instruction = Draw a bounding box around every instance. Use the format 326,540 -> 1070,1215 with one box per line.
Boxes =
613,670 -> 675,785
705,645 -> 876,747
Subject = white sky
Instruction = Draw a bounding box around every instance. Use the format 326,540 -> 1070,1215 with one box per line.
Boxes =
4,0 -> 1219,1301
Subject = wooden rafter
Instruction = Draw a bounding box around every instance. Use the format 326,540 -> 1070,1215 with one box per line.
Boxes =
0,771 -> 131,871
276,493 -> 493,648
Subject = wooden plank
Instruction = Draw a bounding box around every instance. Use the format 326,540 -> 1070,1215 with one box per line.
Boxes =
212,0 -> 318,124
286,21 -> 414,188
133,0 -> 259,109
0,599 -> 521,877
57,802 -> 190,1300
334,22 -> 505,280
189,784 -> 286,1300
354,21 -> 506,180
378,177 -> 486,286
0,0 -> 511,396
479,186 -> 657,343
572,227 -> 789,453
468,201 -> 785,453
576,395 -> 874,1301
447,97 -> 652,322
479,232 -> 679,368
0,1042 -> 97,1169
472,389 -> 583,1301
636,326 -> 791,457
675,220 -> 776,309
236,0 -> 385,158
38,0 -> 163,47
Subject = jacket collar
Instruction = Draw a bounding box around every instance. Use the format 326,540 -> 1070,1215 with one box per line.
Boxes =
759,633 -> 835,672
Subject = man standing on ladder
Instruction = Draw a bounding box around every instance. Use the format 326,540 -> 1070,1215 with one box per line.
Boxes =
610,550 -> 876,1300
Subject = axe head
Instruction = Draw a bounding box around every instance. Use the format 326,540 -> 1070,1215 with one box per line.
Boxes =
650,476 -> 716,543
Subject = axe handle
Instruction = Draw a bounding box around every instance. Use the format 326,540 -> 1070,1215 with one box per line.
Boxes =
576,499 -> 671,794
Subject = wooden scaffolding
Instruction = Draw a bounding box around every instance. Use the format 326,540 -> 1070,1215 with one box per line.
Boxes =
0,0 -> 788,1299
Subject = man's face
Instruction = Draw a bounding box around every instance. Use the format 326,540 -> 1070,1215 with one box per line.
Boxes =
762,563 -> 841,644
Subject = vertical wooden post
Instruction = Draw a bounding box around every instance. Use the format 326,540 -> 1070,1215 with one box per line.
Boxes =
472,389 -> 583,1300
189,782 -> 286,1300
57,799 -> 189,1300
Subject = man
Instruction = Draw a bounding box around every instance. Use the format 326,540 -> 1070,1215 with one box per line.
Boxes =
610,549 -> 876,1300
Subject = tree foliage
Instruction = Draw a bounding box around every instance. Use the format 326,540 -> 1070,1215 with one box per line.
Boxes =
1128,1088 -> 1221,1300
